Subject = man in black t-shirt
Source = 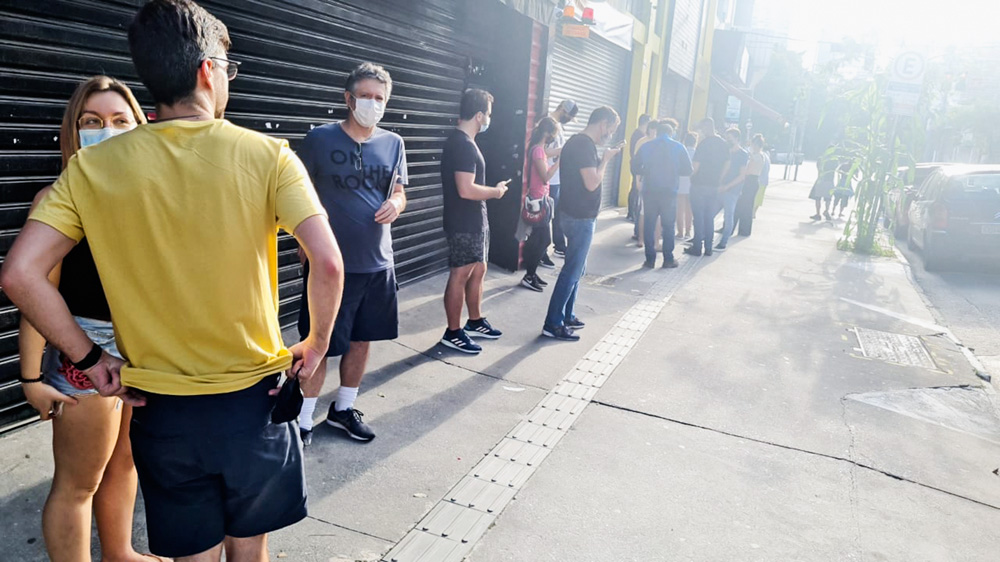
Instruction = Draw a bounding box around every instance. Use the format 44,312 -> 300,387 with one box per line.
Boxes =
542,106 -> 622,341
686,118 -> 731,257
439,89 -> 510,354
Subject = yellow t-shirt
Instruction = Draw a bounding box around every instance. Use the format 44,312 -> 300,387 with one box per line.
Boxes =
30,119 -> 325,396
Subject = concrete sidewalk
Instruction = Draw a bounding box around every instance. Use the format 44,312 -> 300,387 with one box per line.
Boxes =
2,177 -> 999,561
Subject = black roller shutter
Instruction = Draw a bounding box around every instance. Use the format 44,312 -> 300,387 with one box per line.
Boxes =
0,0 -> 467,431
547,32 -> 630,209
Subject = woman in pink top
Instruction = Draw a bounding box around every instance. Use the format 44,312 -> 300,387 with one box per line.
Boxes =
520,117 -> 560,292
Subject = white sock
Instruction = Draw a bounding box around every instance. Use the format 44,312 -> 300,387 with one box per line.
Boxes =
334,386 -> 359,411
299,397 -> 318,431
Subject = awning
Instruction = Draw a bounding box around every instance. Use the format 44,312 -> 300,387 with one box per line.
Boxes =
497,0 -> 634,51
712,76 -> 786,124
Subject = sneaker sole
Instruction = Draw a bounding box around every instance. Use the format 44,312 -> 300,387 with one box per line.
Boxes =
440,338 -> 482,353
538,263 -> 556,269
541,329 -> 580,341
465,330 -> 502,340
325,419 -> 375,441
520,279 -> 543,292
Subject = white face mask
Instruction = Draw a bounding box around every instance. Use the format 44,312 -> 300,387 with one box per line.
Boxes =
79,127 -> 128,148
352,96 -> 385,128
479,113 -> 491,134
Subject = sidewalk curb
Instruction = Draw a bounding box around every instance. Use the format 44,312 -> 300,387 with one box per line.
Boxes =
892,245 -> 995,392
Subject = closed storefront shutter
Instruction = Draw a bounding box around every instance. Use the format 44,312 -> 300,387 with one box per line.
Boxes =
0,0 -> 468,431
547,32 -> 630,209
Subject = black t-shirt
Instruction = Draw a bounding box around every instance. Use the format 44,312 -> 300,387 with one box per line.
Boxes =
559,133 -> 602,219
441,129 -> 488,234
58,239 -> 111,322
691,135 -> 730,191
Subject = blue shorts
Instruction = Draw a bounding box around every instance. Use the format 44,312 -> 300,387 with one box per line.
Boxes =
42,316 -> 122,396
130,375 -> 307,558
297,266 -> 399,356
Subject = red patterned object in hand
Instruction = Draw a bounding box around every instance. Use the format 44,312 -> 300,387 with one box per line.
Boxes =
58,354 -> 95,390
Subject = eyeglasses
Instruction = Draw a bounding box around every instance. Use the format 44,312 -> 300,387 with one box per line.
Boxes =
353,143 -> 363,172
208,56 -> 241,81
77,115 -> 136,130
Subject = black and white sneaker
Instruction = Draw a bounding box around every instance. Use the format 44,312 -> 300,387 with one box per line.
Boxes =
553,249 -> 566,257
300,427 -> 313,447
534,274 -> 548,287
539,255 -> 556,269
326,403 -> 375,442
464,318 -> 502,339
521,274 -> 543,292
541,324 -> 580,341
564,316 -> 585,330
441,328 -> 482,354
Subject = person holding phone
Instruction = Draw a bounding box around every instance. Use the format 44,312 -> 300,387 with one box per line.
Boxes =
295,62 -> 408,444
439,89 -> 508,354
542,105 -> 622,341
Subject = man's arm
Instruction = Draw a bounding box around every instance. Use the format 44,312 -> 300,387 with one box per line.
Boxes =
630,144 -> 647,176
0,221 -> 138,402
289,215 -> 344,381
678,145 -> 693,177
456,172 -> 508,201
581,146 -> 622,192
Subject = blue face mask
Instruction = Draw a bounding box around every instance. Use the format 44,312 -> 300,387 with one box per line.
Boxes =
79,127 -> 127,148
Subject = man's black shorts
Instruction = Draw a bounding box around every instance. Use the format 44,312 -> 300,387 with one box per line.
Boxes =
446,230 -> 490,268
297,265 -> 399,356
129,375 -> 306,558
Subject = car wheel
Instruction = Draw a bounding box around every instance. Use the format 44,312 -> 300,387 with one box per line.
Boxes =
922,233 -> 945,272
893,208 -> 907,239
906,225 -> 917,250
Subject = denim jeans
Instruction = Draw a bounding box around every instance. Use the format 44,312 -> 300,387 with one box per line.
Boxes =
642,188 -> 677,262
545,216 -> 596,328
550,183 -> 566,252
689,187 -> 718,253
716,187 -> 741,247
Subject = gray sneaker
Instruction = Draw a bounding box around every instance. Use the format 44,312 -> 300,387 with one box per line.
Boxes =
326,404 -> 375,442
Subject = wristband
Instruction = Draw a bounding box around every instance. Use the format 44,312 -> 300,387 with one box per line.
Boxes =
72,343 -> 103,372
18,374 -> 44,383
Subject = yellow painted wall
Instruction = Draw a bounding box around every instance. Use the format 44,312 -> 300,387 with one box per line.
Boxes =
617,0 -> 671,207
688,0 -> 717,123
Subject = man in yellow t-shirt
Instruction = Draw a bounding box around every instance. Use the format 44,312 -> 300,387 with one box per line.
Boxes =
0,1 -> 344,559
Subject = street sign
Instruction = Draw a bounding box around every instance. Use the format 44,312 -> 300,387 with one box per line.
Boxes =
886,52 -> 925,117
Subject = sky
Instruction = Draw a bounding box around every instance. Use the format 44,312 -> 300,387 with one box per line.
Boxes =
752,0 -> 1000,67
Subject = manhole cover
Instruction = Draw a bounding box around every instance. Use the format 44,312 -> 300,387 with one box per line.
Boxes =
853,327 -> 937,369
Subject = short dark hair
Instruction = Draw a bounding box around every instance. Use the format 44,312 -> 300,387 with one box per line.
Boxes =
638,114 -> 651,127
588,105 -> 620,127
724,127 -> 741,140
459,88 -> 494,121
655,119 -> 676,137
128,0 -> 231,106
683,132 -> 698,147
660,117 -> 679,130
345,62 -> 392,97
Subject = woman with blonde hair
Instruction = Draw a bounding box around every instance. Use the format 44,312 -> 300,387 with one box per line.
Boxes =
17,75 -> 162,561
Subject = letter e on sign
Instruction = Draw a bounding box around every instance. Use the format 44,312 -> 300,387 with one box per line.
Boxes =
891,52 -> 925,84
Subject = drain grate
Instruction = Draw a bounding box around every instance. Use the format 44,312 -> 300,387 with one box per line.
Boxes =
853,327 -> 937,369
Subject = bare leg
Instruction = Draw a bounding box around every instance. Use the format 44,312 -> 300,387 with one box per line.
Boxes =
94,405 -> 151,562
300,357 -> 329,399
223,535 -> 267,562
465,261 -> 487,320
44,395 -> 123,562
178,542 -> 223,562
339,341 -> 369,389
444,265 -> 475,330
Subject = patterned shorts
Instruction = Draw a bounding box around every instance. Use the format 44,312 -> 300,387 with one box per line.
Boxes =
447,230 -> 490,268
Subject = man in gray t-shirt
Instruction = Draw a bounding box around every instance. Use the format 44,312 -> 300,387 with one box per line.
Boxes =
295,62 -> 408,444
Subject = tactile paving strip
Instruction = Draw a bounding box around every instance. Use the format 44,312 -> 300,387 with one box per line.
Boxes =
382,256 -> 701,562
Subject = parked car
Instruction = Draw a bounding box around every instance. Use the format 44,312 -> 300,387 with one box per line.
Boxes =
906,165 -> 1000,270
890,163 -> 953,238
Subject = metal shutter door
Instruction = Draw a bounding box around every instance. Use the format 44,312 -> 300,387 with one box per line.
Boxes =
0,0 -> 466,431
548,32 -> 630,209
